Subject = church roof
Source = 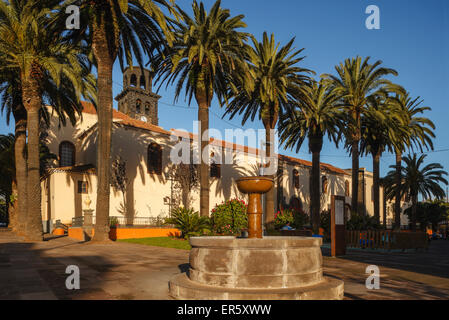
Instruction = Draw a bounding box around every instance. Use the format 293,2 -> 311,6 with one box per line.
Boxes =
81,101 -> 170,136
80,102 -> 349,176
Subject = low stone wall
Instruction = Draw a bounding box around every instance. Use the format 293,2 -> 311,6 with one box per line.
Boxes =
68,227 -> 180,241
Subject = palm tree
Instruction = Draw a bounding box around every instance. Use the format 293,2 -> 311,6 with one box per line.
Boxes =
279,79 -> 344,234
384,154 -> 448,231
224,32 -> 313,224
0,0 -> 95,240
323,56 -> 399,215
390,92 -> 435,229
358,92 -> 405,223
0,134 -> 15,228
0,65 -> 95,236
0,132 -> 57,230
56,0 -> 174,241
153,0 -> 251,217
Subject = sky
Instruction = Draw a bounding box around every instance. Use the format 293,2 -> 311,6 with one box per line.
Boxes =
1,0 -> 448,193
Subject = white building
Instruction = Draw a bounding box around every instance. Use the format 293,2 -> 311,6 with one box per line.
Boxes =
40,67 -> 410,231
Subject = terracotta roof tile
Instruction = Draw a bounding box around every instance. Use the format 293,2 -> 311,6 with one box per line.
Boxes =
80,102 -> 349,176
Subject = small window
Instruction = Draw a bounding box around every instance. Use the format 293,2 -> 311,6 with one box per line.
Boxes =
148,143 -> 162,175
59,141 -> 75,167
140,75 -> 146,89
293,169 -> 299,189
130,74 -> 137,87
136,99 -> 142,114
345,180 -> 350,197
322,176 -> 328,194
77,181 -> 88,194
145,103 -> 150,115
210,162 -> 221,178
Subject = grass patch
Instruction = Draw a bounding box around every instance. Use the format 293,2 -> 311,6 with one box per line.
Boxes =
118,237 -> 191,250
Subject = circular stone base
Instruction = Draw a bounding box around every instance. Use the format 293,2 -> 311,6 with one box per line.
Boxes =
169,273 -> 344,300
168,236 -> 344,300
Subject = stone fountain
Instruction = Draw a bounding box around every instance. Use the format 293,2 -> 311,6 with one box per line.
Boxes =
169,176 -> 344,300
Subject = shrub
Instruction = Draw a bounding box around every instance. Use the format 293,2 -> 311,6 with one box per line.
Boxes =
293,208 -> 310,229
274,209 -> 295,229
320,210 -> 331,241
109,217 -> 119,228
165,207 -> 210,239
211,199 -> 248,236
346,214 -> 381,231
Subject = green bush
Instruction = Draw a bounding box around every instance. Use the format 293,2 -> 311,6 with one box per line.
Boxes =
165,207 -> 210,239
293,208 -> 310,229
274,209 -> 295,229
320,210 -> 331,241
109,217 -> 119,228
210,199 -> 248,235
346,213 -> 381,231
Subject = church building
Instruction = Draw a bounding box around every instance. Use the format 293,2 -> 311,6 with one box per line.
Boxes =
39,67 -> 410,232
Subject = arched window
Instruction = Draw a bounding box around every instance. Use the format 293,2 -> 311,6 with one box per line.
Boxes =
136,99 -> 142,114
145,102 -> 150,115
140,75 -> 146,89
345,180 -> 350,197
130,74 -> 137,87
148,143 -> 162,174
59,141 -> 75,167
322,176 -> 328,194
292,169 -> 299,189
210,162 -> 221,178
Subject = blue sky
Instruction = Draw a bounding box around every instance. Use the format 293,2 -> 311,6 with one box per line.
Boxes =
1,0 -> 448,192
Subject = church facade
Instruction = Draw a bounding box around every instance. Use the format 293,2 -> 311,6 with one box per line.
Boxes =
39,67 -> 410,232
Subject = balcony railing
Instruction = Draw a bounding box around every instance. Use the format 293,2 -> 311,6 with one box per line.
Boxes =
72,215 -> 169,228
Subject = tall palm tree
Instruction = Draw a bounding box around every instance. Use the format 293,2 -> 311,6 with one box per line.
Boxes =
224,32 -> 313,224
384,154 -> 447,231
279,79 -> 344,234
0,134 -> 15,228
56,0 -> 174,241
358,92 -> 405,223
0,0 -> 95,240
153,0 -> 251,217
390,92 -> 435,229
323,56 -> 399,215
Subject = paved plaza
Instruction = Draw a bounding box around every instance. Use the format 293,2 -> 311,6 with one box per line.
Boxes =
0,229 -> 448,300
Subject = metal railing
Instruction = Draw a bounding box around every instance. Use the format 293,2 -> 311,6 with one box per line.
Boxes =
109,216 -> 167,227
346,230 -> 428,251
71,215 -> 168,228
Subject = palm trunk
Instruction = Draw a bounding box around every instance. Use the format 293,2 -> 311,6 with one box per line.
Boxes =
394,151 -> 402,230
264,122 -> 276,226
197,104 -> 210,217
411,194 -> 417,232
351,139 -> 360,215
309,135 -> 323,235
372,149 -> 381,224
22,77 -> 43,241
8,180 -> 18,230
91,24 -> 115,242
13,115 -> 27,235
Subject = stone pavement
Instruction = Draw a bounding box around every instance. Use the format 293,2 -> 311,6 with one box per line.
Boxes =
0,229 -> 448,300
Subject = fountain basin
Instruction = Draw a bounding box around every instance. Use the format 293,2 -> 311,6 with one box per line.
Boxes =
236,176 -> 274,194
169,236 -> 344,300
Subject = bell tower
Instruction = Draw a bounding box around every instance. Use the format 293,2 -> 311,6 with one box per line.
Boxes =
115,66 -> 161,126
